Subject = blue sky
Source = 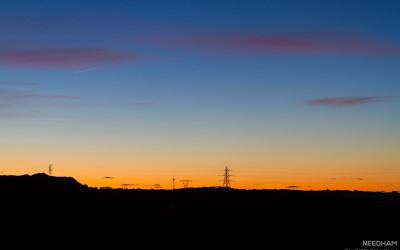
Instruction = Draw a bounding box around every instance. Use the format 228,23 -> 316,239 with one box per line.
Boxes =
1,0 -> 399,189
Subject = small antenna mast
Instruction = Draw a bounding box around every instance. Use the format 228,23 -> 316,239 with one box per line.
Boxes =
48,164 -> 53,176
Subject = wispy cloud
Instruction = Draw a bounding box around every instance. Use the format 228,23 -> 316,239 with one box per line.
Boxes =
72,66 -> 108,74
0,81 -> 41,86
129,31 -> 400,58
0,42 -> 148,68
0,89 -> 80,101
123,183 -> 163,189
307,96 -> 395,107
329,177 -> 364,181
0,89 -> 81,118
7,93 -> 80,101
0,102 -> 83,108
286,185 -> 301,189
0,112 -> 34,119
126,102 -> 155,105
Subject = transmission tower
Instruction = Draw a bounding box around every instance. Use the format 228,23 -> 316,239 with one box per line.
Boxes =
180,180 -> 192,188
220,166 -> 232,188
48,164 -> 53,176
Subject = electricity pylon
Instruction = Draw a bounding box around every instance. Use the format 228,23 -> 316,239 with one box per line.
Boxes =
48,164 -> 53,176
220,166 -> 233,188
180,180 -> 192,188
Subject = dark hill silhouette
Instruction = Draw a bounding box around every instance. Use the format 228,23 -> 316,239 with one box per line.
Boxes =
0,173 -> 86,191
0,175 -> 398,248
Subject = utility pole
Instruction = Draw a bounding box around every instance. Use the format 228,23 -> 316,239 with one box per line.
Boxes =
48,164 -> 53,176
220,166 -> 232,188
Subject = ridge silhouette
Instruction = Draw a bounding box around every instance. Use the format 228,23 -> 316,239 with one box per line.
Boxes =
0,173 -> 85,191
0,174 -> 398,248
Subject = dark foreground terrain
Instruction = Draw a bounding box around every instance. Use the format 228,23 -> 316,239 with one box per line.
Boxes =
0,174 -> 398,249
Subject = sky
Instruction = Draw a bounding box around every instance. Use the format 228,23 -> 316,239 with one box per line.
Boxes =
1,0 -> 399,191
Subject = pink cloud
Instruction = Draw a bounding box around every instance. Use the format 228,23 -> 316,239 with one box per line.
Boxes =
307,96 -> 395,107
0,45 -> 147,68
129,31 -> 400,57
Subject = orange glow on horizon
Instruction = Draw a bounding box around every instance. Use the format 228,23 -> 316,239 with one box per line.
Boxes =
2,140 -> 398,193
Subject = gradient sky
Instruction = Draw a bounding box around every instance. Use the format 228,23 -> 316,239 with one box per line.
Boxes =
1,0 -> 399,191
